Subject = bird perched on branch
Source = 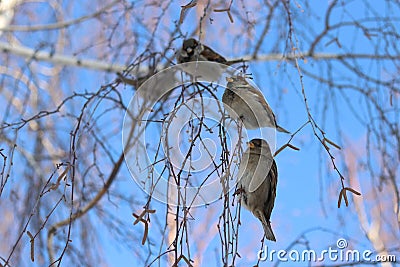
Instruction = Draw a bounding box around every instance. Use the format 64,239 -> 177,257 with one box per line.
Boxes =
177,38 -> 243,65
222,75 -> 290,133
237,138 -> 278,241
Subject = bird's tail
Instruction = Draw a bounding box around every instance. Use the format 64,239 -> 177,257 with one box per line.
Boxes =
256,210 -> 277,241
262,221 -> 276,242
276,125 -> 290,134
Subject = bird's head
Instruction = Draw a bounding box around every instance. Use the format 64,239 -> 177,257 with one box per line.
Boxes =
182,38 -> 199,54
247,138 -> 272,156
226,75 -> 251,89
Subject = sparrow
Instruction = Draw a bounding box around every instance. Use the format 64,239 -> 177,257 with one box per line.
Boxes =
237,138 -> 277,241
177,38 -> 243,65
222,75 -> 290,133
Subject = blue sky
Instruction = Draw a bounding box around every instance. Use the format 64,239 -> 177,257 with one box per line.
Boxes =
96,1 -> 399,266
1,1 -> 399,266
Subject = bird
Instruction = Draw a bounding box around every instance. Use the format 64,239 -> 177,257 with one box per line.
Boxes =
222,75 -> 290,133
236,138 -> 278,241
177,38 -> 243,65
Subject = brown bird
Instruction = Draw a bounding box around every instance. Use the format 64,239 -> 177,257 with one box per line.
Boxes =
237,138 -> 278,241
177,38 -> 243,65
222,75 -> 290,133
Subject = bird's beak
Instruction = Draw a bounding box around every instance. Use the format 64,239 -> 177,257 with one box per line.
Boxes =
226,77 -> 234,82
248,142 -> 255,149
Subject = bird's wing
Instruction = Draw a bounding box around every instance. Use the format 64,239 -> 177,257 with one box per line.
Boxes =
248,156 -> 274,193
248,88 -> 277,117
246,87 -> 282,128
229,82 -> 284,130
264,160 -> 277,220
200,44 -> 227,63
